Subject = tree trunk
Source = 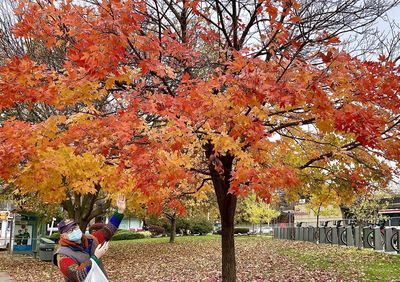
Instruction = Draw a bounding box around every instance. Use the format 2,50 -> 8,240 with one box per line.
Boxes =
216,187 -> 237,282
316,206 -> 321,244
206,145 -> 237,282
78,218 -> 91,233
358,222 -> 364,250
169,214 -> 177,243
62,185 -> 111,233
221,215 -> 236,282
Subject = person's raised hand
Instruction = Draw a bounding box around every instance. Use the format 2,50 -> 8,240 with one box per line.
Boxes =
116,194 -> 126,214
94,241 -> 109,259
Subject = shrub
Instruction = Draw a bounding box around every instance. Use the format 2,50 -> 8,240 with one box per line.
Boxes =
137,231 -> 152,238
148,225 -> 165,237
161,220 -> 170,233
176,217 -> 191,234
112,230 -> 145,241
189,217 -> 213,235
46,232 -> 60,243
163,217 -> 191,235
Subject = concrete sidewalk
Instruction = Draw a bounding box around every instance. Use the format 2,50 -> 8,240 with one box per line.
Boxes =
0,272 -> 12,282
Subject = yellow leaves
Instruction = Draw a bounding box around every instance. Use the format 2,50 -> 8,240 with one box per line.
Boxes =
192,182 -> 213,202
66,112 -> 94,125
315,118 -> 333,133
55,80 -> 105,108
14,145 -> 108,203
30,115 -> 67,146
244,192 -> 280,224
106,179 -> 146,215
306,184 -> 340,208
211,133 -> 241,155
158,149 -> 194,172
104,68 -> 139,90
101,167 -> 138,194
251,106 -> 268,120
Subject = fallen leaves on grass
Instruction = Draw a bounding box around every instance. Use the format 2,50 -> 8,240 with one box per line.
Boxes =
1,237 -> 400,281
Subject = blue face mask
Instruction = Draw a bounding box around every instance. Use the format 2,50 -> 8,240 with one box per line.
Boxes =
68,228 -> 83,241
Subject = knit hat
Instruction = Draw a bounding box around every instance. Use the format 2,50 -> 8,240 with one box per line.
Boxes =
58,219 -> 77,234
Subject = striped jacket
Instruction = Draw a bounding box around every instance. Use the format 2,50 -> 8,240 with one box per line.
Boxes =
53,212 -> 123,282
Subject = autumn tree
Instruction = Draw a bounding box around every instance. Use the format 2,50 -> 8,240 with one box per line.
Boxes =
164,185 -> 216,243
302,184 -> 341,243
304,189 -> 341,228
0,0 -> 118,230
349,192 -> 390,249
1,1 -> 400,281
243,193 -> 280,233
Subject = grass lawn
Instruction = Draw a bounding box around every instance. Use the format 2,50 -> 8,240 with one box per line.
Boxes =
1,235 -> 400,281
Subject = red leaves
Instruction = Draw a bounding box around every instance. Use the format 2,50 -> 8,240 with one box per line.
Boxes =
13,0 -> 146,81
334,105 -> 384,147
167,200 -> 186,215
289,16 -> 301,23
266,5 -> 278,23
327,36 -> 341,44
349,169 -> 369,191
181,72 -> 191,82
1,0 -> 399,234
319,49 -> 335,64
0,56 -> 56,109
292,1 -> 301,11
186,0 -> 200,14
230,165 -> 299,201
0,119 -> 34,179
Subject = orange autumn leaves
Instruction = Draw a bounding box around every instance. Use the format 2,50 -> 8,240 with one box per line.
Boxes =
0,0 -> 399,212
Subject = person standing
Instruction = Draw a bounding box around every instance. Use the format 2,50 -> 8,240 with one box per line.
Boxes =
53,195 -> 126,282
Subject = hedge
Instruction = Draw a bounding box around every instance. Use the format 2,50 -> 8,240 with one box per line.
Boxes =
112,230 -> 146,241
46,232 -> 60,243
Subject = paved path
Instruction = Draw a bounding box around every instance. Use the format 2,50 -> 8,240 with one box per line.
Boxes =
0,273 -> 12,282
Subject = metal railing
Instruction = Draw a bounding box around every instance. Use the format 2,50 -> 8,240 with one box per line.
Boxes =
273,219 -> 400,254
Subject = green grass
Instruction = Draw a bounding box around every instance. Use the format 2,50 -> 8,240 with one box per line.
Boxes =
3,235 -> 400,281
111,234 -> 222,245
111,234 -> 272,245
271,239 -> 400,281
112,234 -> 400,280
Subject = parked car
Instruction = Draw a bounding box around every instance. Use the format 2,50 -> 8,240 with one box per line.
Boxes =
261,227 -> 273,234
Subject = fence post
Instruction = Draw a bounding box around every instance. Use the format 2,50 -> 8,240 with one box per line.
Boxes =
332,227 -> 338,245
295,227 -> 300,240
354,226 -> 361,248
308,226 -> 315,242
373,227 -> 384,251
385,227 -> 395,252
319,227 -> 326,243
363,226 -> 372,249
338,227 -> 346,246
346,226 -> 355,247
